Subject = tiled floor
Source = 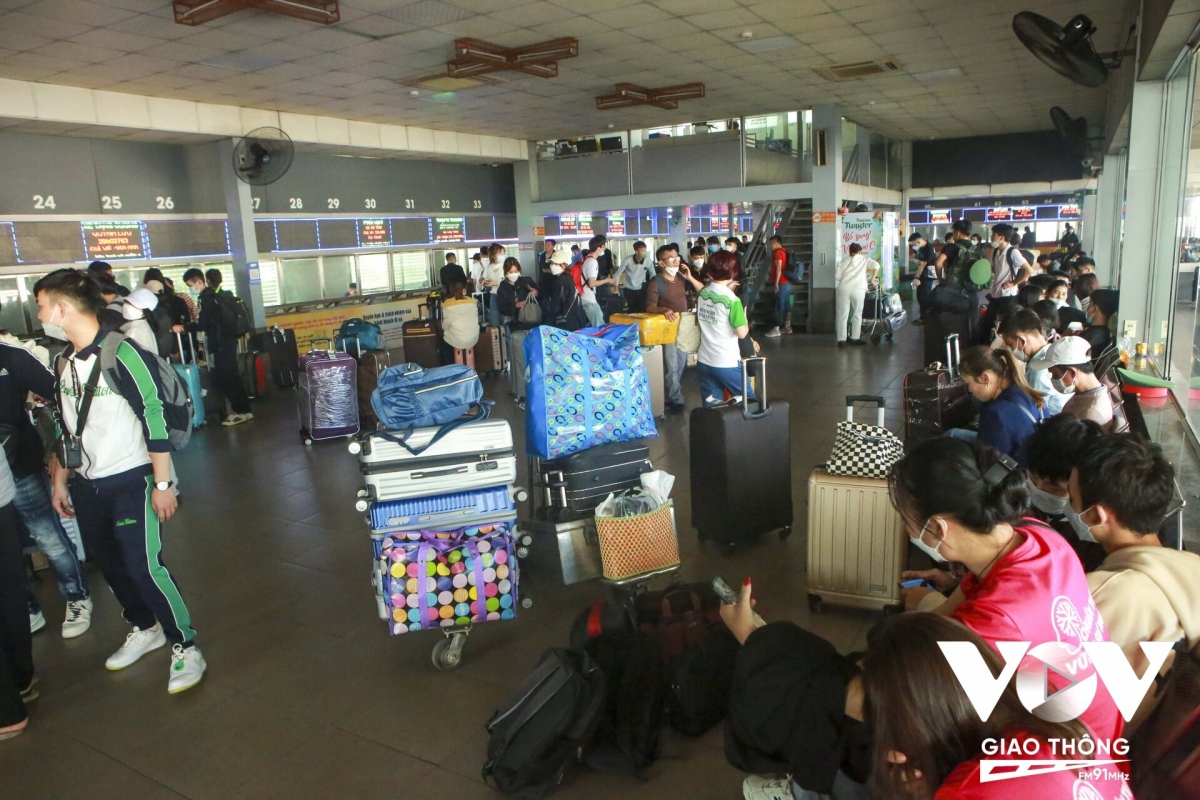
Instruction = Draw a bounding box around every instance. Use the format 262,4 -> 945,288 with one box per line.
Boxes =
9,319 -> 1195,799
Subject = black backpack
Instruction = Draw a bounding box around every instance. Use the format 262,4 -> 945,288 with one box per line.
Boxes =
783,250 -> 805,283
583,631 -> 664,775
667,624 -> 740,736
215,290 -> 251,339
483,649 -> 605,798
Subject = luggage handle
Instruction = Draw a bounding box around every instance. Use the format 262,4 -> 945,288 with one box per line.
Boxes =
376,400 -> 494,457
174,331 -> 196,365
741,356 -> 770,419
846,395 -> 886,427
311,337 -> 334,356
945,334 -> 960,379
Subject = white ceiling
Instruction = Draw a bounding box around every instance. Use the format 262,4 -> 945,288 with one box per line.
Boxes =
0,0 -> 1130,142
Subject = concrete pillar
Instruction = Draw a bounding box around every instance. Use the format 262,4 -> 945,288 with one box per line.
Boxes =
1118,63 -> 1194,365
513,152 -> 539,279
217,138 -> 264,329
809,103 -> 843,334
1089,153 -> 1126,286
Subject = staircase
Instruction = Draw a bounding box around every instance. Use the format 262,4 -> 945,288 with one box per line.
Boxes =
746,199 -> 814,331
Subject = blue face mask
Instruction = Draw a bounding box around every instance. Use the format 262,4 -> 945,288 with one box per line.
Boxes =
708,244 -> 719,253
911,519 -> 948,563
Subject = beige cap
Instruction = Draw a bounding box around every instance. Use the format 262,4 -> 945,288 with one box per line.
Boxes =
548,246 -> 574,265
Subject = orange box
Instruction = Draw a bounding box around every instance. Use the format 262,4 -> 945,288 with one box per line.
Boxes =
609,312 -> 680,346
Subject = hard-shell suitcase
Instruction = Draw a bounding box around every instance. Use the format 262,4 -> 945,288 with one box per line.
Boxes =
806,464 -> 905,613
904,333 -> 973,445
402,304 -> 441,369
924,309 -> 977,366
263,327 -> 299,388
357,347 -> 391,431
453,347 -> 476,368
238,340 -> 269,399
366,485 -> 516,531
689,358 -> 792,547
474,325 -> 506,374
354,419 -> 516,503
641,345 -> 666,419
298,340 -> 359,444
535,440 -> 653,519
174,333 -> 205,428
509,329 -> 528,401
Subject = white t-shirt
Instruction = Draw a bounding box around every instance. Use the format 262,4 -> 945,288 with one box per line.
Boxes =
481,259 -> 505,288
990,245 -> 1027,297
581,256 -> 599,304
696,282 -> 747,370
59,343 -> 155,481
618,254 -> 653,290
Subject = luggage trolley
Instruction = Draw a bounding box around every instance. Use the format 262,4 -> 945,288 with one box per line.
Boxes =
862,286 -> 907,345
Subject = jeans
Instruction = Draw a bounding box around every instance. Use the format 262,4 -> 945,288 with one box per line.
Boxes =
835,282 -> 868,342
484,292 -> 501,327
792,770 -> 871,800
0,501 -> 33,727
774,282 -> 792,328
582,300 -> 604,327
662,342 -> 687,406
945,428 -> 978,441
15,472 -> 88,605
697,362 -> 753,407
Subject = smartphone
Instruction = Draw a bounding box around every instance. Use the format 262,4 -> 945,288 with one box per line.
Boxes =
899,578 -> 935,590
712,576 -> 738,605
712,577 -> 767,627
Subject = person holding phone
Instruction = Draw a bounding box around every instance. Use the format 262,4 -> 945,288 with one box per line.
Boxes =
646,243 -> 703,414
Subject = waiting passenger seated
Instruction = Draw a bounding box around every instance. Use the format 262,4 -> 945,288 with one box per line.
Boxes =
951,347 -> 1047,464
1080,288 -> 1119,353
1022,414 -> 1108,571
440,281 -> 480,352
1071,434 -> 1200,726
998,309 -> 1069,414
1030,336 -> 1121,432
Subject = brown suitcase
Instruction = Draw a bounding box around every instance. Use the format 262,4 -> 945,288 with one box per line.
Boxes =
357,349 -> 391,430
474,325 -> 506,375
903,333 -> 973,445
401,304 -> 441,369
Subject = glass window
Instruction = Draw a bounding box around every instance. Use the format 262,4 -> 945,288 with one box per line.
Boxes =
1034,221 -> 1060,243
887,140 -> 902,191
0,277 -> 25,335
281,258 -> 321,304
355,253 -> 391,295
322,255 -> 353,299
259,260 -> 282,306
392,251 -> 431,291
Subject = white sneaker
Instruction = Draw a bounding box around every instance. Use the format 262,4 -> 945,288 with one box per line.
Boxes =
764,328 -> 782,338
242,412 -> 254,421
105,623 -> 166,670
168,644 -> 206,694
62,599 -> 93,639
30,610 -> 45,634
743,775 -> 795,800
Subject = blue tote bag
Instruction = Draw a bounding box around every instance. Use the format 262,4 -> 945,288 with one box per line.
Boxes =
525,324 -> 657,459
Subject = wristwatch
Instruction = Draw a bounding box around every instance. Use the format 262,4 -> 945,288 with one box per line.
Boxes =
155,480 -> 174,491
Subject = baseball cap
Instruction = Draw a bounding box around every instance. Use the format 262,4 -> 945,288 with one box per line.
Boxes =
124,287 -> 159,312
549,246 -> 574,265
1029,335 -> 1091,371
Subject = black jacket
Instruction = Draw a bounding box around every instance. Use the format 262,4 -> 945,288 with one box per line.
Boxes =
496,277 -> 538,323
0,341 -> 57,480
440,262 -> 468,294
724,623 -> 870,794
540,272 -> 587,331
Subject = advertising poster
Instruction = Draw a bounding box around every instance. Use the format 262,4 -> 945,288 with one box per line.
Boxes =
840,212 -> 899,289
266,296 -> 425,353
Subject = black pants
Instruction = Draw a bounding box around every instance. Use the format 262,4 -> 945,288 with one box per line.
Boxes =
213,339 -> 251,415
0,501 -> 33,727
72,473 -> 195,647
916,279 -> 934,319
624,287 -> 646,313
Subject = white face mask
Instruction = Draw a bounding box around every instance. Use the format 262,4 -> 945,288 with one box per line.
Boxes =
1069,506 -> 1099,542
1012,347 -> 1029,363
506,272 -> 519,283
992,239 -> 1004,249
1051,371 -> 1075,394
1054,298 -> 1068,309
911,519 -> 948,563
42,304 -> 68,341
692,258 -> 704,268
122,304 -> 144,321
550,264 -> 564,276
725,244 -> 736,252
1029,485 -> 1070,516
664,266 -> 679,276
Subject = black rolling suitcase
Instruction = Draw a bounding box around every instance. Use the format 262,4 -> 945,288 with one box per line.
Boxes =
402,303 -> 441,369
689,357 -> 792,547
536,440 -> 653,520
923,309 -> 977,366
261,327 -> 299,388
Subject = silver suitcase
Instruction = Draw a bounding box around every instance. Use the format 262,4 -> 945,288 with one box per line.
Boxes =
642,344 -> 665,419
353,419 -> 516,504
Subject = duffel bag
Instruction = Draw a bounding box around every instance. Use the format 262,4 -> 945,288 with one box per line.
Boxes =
335,317 -> 382,357
928,281 -> 975,315
524,324 -> 658,459
378,526 -> 518,634
372,362 -> 483,430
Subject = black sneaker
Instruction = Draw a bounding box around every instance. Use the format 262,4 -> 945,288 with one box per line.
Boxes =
850,338 -> 867,346
666,402 -> 685,414
837,341 -> 846,348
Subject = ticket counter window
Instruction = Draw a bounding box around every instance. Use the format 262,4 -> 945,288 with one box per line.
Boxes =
392,251 -> 431,292
356,253 -> 391,295
323,255 -> 353,298
282,258 -> 322,304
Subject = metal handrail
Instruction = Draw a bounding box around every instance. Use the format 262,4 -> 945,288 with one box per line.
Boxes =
740,204 -> 780,316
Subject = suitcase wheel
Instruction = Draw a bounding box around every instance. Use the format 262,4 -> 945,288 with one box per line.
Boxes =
300,428 -> 314,447
885,332 -> 894,340
871,333 -> 882,345
807,593 -> 825,613
432,630 -> 468,671
778,525 -> 791,541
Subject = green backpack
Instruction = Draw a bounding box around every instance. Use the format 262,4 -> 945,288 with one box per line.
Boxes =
945,240 -> 991,291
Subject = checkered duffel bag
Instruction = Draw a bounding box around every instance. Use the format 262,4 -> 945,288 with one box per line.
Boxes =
825,396 -> 904,479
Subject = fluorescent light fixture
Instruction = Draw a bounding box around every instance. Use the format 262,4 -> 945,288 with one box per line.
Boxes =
735,35 -> 801,54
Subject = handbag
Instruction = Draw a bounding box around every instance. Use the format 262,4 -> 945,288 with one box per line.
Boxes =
335,317 -> 382,357
518,296 -> 543,325
524,324 -> 658,459
929,281 -> 974,315
371,363 -> 483,431
594,500 -> 679,581
826,397 -> 904,479
675,311 -> 700,354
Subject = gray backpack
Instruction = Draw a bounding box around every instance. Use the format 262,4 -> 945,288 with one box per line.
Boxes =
97,332 -> 194,451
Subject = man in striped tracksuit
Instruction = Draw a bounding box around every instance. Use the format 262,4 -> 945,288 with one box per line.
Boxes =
34,269 -> 205,694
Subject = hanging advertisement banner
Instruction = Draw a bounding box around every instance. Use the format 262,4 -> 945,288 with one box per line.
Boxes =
266,296 -> 424,353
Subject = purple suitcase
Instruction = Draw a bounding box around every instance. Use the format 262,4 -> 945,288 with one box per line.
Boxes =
298,339 -> 359,445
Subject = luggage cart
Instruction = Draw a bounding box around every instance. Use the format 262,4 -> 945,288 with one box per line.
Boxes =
863,286 -> 907,345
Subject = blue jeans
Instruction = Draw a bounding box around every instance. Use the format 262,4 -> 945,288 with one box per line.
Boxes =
945,428 -> 978,441
697,362 -> 754,407
774,281 -> 792,328
662,342 -> 687,406
16,472 -> 88,606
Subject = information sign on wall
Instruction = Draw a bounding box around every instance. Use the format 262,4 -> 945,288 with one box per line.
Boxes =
929,210 -> 951,224
358,219 -> 390,247
606,212 -> 625,236
1059,203 -> 1080,218
433,217 -> 465,243
1013,206 -> 1035,221
985,207 -> 1012,222
81,220 -> 145,260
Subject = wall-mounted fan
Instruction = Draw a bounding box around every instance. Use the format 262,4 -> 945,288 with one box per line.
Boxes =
232,127 -> 294,186
1050,106 -> 1089,147
1013,13 -> 1109,87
